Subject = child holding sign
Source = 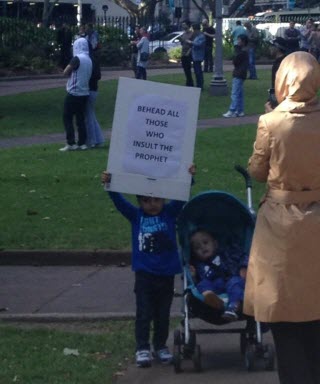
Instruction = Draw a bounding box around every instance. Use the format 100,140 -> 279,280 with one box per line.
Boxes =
101,165 -> 195,368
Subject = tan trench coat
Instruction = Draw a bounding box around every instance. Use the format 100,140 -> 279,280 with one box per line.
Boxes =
243,52 -> 320,322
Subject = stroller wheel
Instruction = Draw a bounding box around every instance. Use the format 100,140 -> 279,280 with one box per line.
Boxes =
192,344 -> 202,372
264,344 -> 275,371
245,344 -> 255,371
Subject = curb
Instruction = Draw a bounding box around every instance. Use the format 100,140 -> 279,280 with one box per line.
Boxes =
0,64 -> 181,82
0,312 -> 181,322
0,250 -> 131,266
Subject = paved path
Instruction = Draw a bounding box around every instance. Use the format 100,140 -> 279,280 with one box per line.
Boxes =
0,264 -> 277,384
0,114 -> 259,149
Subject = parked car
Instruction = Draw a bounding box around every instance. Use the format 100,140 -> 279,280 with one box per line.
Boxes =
149,31 -> 184,54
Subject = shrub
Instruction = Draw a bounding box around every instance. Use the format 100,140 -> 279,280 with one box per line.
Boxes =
168,47 -> 182,61
150,50 -> 169,63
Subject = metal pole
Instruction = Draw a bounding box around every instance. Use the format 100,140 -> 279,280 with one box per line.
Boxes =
209,0 -> 228,96
77,0 -> 82,26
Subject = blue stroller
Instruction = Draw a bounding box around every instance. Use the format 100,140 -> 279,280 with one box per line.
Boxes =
172,166 -> 275,373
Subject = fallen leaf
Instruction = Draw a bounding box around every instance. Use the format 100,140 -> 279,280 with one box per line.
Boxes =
113,371 -> 125,377
63,348 -> 80,356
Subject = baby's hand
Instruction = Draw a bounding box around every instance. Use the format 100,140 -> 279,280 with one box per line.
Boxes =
189,164 -> 196,176
101,171 -> 111,185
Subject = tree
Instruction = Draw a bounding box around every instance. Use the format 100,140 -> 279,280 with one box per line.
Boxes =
190,0 -> 214,20
42,0 -> 59,27
112,0 -> 163,22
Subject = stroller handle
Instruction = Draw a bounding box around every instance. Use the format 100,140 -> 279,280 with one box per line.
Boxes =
234,164 -> 252,189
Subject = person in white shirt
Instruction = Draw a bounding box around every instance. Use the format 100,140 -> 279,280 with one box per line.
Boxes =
60,38 -> 92,152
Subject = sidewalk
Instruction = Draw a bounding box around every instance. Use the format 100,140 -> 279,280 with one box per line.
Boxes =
0,263 -> 277,384
0,114 -> 259,149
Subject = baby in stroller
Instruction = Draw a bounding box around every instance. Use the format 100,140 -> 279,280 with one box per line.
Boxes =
189,228 -> 248,321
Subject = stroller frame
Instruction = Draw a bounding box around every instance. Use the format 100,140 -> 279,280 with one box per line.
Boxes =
173,166 -> 275,373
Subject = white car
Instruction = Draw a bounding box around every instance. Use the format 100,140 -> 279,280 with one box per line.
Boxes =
149,31 -> 184,54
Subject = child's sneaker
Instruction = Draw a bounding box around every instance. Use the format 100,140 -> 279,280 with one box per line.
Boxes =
221,302 -> 241,322
237,112 -> 245,117
135,349 -> 152,368
154,347 -> 173,364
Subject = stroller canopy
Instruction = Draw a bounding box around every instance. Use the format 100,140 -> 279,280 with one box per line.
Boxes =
177,191 -> 255,259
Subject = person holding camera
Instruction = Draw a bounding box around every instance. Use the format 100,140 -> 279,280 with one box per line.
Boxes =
244,51 -> 320,384
267,37 -> 287,108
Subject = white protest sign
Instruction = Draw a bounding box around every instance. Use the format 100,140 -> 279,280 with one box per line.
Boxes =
106,77 -> 200,201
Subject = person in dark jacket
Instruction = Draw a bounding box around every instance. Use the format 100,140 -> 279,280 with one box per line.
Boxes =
223,34 -> 249,118
85,53 -> 104,148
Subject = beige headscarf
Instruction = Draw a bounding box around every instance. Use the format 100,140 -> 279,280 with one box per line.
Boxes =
275,51 -> 320,112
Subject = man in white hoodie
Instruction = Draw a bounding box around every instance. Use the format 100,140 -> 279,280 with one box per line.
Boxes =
60,37 -> 92,151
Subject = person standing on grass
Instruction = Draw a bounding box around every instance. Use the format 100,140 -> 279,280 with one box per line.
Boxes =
231,21 -> 247,49
85,50 -> 104,149
300,18 -> 314,52
284,21 -> 301,54
130,25 -> 141,78
135,27 -> 150,80
101,165 -> 195,368
59,37 -> 92,152
186,23 -> 206,90
179,20 -> 194,87
202,19 -> 215,73
244,21 -> 259,80
223,34 -> 249,118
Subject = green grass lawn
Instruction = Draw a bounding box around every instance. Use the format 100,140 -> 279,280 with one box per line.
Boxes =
0,125 -> 266,250
0,321 -> 135,384
1,71 -> 271,249
0,70 -> 270,138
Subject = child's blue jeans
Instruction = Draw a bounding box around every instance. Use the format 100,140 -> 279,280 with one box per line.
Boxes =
134,271 -> 174,351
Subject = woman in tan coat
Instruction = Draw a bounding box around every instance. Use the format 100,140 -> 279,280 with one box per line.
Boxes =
244,51 -> 320,384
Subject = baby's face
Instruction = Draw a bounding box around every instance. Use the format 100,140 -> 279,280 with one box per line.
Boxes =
191,231 -> 218,261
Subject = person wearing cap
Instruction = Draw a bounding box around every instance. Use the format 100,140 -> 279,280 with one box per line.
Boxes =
270,37 -> 287,89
